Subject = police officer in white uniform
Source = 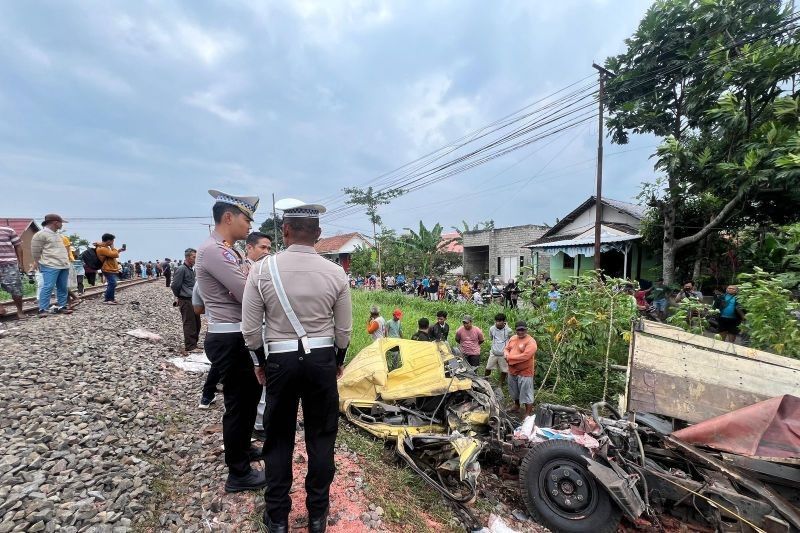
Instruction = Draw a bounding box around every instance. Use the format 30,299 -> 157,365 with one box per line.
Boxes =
242,199 -> 352,533
195,190 -> 267,493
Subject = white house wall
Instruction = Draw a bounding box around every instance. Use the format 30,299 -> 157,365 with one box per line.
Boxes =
337,236 -> 372,254
557,205 -> 640,236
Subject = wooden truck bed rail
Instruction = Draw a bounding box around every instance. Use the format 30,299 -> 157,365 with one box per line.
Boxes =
625,320 -> 800,424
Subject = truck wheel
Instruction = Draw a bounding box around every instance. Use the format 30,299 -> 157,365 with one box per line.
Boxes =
519,440 -> 621,533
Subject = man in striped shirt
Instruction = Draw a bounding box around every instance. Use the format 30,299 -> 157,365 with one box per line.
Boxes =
0,225 -> 25,319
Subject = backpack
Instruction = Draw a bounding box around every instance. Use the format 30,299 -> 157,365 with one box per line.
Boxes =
80,248 -> 103,270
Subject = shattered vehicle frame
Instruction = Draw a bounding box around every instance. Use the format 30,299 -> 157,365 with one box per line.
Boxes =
339,339 -> 510,509
338,338 -> 800,532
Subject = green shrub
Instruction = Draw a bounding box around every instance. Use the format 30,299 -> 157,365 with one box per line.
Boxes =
738,267 -> 800,357
350,271 -> 636,407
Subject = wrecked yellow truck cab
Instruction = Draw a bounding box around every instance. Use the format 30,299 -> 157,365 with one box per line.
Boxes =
338,339 -> 508,505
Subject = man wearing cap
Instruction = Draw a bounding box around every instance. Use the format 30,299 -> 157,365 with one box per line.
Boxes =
31,214 -> 72,318
195,190 -> 266,493
504,320 -> 538,416
241,198 -> 352,533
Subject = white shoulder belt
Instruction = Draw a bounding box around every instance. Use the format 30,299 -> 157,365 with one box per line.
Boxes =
259,255 -> 311,355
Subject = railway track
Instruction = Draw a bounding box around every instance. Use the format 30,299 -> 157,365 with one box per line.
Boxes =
0,278 -> 157,320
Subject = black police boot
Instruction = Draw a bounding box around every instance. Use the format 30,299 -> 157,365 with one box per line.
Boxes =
262,510 -> 288,533
224,469 -> 267,493
308,509 -> 328,533
247,445 -> 264,461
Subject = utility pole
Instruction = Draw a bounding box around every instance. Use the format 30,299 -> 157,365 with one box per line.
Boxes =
272,193 -> 279,250
592,63 -> 615,271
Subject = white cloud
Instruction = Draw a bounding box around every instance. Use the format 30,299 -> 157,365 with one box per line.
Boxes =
289,0 -> 392,44
73,65 -> 134,95
397,74 -> 481,148
115,15 -> 242,67
185,88 -> 251,125
14,39 -> 52,67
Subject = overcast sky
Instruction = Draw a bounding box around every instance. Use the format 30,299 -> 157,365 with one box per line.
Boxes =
0,0 -> 659,260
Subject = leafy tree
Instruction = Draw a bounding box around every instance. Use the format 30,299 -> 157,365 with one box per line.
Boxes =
258,214 -> 283,250
432,251 -> 463,275
376,227 -> 413,277
403,221 -> 450,276
739,222 -> 800,289
349,246 -> 376,277
343,186 -> 405,282
605,0 -> 800,285
66,233 -> 90,253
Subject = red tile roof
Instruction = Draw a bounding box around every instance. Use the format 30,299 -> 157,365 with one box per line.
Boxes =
439,232 -> 463,254
0,218 -> 39,236
315,232 -> 370,254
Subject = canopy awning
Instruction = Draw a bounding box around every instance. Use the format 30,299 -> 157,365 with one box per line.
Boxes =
528,233 -> 640,258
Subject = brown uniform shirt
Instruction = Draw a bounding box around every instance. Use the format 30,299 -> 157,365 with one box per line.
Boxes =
241,244 -> 352,350
195,231 -> 246,324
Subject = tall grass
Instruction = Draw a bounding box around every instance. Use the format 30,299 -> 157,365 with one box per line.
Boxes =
0,278 -> 38,301
349,288 -> 629,408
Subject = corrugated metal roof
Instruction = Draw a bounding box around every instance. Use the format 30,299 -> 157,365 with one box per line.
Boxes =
0,218 -> 38,236
528,232 -> 640,248
603,198 -> 647,219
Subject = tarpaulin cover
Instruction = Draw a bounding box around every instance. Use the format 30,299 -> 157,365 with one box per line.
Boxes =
672,395 -> 800,459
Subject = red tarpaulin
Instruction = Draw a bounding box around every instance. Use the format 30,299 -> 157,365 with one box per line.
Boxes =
672,395 -> 800,460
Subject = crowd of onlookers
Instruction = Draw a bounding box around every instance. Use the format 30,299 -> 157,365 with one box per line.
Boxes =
0,213 -> 188,319
351,272 -> 529,307
366,306 -> 538,416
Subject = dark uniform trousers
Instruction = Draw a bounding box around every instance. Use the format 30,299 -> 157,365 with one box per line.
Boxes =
205,332 -> 262,476
262,345 -> 339,523
176,297 -> 201,350
165,271 -> 171,288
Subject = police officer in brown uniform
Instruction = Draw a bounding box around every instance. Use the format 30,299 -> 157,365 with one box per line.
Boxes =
242,198 -> 352,533
195,190 -> 267,492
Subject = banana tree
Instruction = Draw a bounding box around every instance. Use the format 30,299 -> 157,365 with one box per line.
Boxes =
404,221 -> 451,276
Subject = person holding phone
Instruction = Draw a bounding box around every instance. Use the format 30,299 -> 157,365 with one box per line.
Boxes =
95,233 -> 126,304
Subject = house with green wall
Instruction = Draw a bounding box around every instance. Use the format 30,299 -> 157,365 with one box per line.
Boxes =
524,196 -> 660,283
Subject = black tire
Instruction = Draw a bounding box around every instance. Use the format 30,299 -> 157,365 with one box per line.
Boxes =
519,440 -> 622,533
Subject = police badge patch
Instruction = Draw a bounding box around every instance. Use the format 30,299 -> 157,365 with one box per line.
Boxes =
221,249 -> 238,264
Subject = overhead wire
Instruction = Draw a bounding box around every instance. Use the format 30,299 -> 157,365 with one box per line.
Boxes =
323,91 -> 600,221
322,13 -> 800,224
316,74 -> 599,206
27,11 -> 800,230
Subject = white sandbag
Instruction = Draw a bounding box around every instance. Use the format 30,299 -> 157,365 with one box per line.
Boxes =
125,328 -> 163,342
167,351 -> 211,373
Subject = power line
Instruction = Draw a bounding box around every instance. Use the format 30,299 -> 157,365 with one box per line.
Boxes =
316,74 -> 598,206
324,90 -> 600,221
322,82 -> 600,212
324,14 -> 800,224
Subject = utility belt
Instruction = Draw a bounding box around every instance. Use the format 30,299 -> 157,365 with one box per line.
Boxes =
267,336 -> 334,354
208,322 -> 241,334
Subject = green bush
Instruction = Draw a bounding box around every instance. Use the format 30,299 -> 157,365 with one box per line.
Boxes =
350,271 -> 637,407
738,268 -> 800,357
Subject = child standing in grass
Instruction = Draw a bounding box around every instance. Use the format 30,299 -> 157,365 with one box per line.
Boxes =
387,308 -> 403,338
486,313 -> 512,385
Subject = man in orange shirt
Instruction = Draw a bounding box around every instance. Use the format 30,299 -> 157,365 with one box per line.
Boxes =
504,320 -> 537,416
95,233 -> 126,304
